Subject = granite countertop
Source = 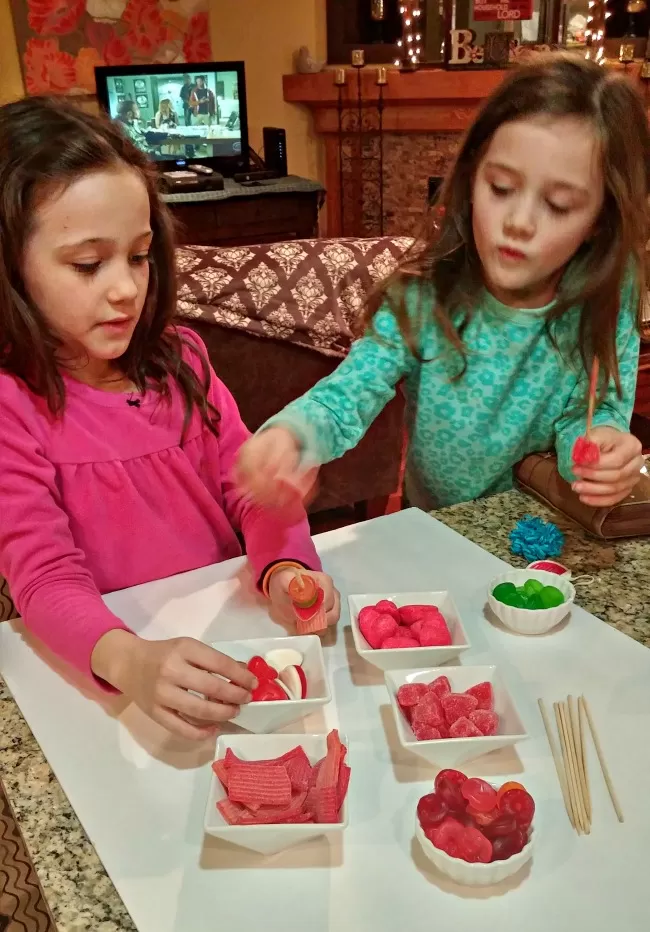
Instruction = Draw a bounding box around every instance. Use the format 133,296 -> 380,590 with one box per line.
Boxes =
0,490 -> 648,930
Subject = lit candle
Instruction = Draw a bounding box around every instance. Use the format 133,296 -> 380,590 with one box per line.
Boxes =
376,66 -> 388,85
334,68 -> 346,86
351,49 -> 365,68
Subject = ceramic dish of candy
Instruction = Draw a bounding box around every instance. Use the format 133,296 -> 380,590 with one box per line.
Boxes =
210,636 -> 330,733
415,769 -> 535,886
487,569 -> 576,635
348,592 -> 470,672
385,665 -> 528,767
204,730 -> 350,855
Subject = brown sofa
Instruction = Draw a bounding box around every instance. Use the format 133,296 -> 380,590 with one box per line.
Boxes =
175,236 -> 410,513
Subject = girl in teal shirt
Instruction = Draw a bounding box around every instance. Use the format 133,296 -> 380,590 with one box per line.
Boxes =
237,57 -> 647,512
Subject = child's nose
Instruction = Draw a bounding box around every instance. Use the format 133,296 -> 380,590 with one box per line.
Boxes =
107,266 -> 140,303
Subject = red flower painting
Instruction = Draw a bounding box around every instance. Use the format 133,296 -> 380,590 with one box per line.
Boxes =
27,0 -> 85,36
182,12 -> 211,63
24,38 -> 77,94
104,31 -> 132,66
123,0 -> 167,57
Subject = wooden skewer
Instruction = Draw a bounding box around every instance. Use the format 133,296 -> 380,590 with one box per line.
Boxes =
558,702 -> 589,834
538,699 -> 575,829
586,357 -> 600,438
554,701 -> 582,832
578,696 -> 592,821
563,699 -> 590,833
582,695 -> 624,823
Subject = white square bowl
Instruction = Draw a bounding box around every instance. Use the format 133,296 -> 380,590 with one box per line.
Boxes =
385,665 -> 528,767
204,732 -> 349,855
348,591 -> 470,672
210,636 -> 330,734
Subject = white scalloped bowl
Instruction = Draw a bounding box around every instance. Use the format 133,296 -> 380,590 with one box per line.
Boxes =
487,569 -> 575,636
416,817 -> 535,887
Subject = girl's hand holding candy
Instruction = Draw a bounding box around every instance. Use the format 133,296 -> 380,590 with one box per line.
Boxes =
571,426 -> 643,507
236,427 -> 318,508
267,567 -> 340,630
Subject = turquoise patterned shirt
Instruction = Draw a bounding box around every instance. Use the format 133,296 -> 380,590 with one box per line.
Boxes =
263,282 -> 640,508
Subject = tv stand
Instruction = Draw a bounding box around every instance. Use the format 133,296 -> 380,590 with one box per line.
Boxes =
163,175 -> 325,248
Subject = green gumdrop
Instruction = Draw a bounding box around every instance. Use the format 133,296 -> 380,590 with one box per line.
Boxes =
511,593 -> 529,609
540,586 -> 565,608
493,583 -> 517,604
523,578 -> 544,596
525,593 -> 544,610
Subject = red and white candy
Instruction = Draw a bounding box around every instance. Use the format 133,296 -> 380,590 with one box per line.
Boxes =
247,650 -> 308,702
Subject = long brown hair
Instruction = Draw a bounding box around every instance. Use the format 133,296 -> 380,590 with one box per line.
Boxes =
0,94 -> 219,438
369,55 -> 650,397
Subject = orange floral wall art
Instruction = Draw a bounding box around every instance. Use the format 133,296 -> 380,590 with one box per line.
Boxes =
10,0 -> 212,96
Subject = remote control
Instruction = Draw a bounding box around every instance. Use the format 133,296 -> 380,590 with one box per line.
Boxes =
191,164 -> 214,175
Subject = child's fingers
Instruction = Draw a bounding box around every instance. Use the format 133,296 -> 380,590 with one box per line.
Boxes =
575,478 -> 637,502
154,707 -> 219,741
326,588 -> 341,626
181,640 -> 257,691
169,686 -> 241,724
573,458 -> 644,484
176,666 -> 254,707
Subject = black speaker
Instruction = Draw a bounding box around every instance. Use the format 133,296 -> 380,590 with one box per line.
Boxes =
263,127 -> 288,178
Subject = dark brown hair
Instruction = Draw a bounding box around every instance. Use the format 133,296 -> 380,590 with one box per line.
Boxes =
0,94 -> 219,438
369,55 -> 650,397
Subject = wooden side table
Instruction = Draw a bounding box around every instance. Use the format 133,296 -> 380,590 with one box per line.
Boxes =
163,175 -> 325,248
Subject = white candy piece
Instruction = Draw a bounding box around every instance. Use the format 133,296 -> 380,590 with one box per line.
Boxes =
273,678 -> 295,700
279,666 -> 304,701
264,648 -> 304,670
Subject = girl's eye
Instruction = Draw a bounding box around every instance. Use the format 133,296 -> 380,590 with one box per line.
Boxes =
547,202 -> 571,216
130,253 -> 150,266
490,183 -> 512,197
72,262 -> 101,275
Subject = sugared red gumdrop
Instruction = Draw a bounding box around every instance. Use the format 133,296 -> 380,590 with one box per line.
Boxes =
491,829 -> 528,861
469,710 -> 499,736
572,435 -> 600,467
418,616 -> 452,647
449,717 -> 483,738
460,826 -> 493,863
442,693 -> 479,725
397,682 -> 428,709
461,778 -> 498,814
381,634 -> 420,649
359,612 -> 397,649
411,693 -> 445,728
375,599 -> 401,622
417,792 -> 448,830
428,675 -> 451,699
465,681 -> 494,711
413,723 -> 442,741
499,789 -> 535,828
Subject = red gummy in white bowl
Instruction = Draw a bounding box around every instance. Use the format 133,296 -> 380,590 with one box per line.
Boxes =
348,591 -> 471,672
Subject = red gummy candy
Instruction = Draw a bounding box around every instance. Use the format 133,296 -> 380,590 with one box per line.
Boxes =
499,789 -> 535,828
358,605 -> 381,627
434,769 -> 467,793
469,710 -> 499,736
247,655 -> 278,681
466,805 -> 500,827
412,723 -> 442,741
399,605 -> 428,625
461,778 -> 498,814
572,435 -> 600,467
481,814 -> 518,839
359,612 -> 397,649
417,792 -> 448,829
491,829 -> 528,861
460,825 -> 493,863
251,680 -> 287,702
418,616 -> 452,647
442,693 -> 479,725
375,599 -> 401,621
410,620 -> 423,640
381,634 -> 420,649
397,682 -> 428,708
431,816 -> 465,856
465,681 -> 494,711
428,675 -> 452,699
435,771 -> 468,814
449,717 -> 483,738
411,693 -> 444,728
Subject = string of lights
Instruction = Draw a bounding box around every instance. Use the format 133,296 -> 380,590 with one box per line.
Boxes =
585,0 -> 606,64
395,1 -> 423,68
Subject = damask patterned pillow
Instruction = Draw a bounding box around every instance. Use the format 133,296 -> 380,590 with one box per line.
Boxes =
175,237 -> 414,358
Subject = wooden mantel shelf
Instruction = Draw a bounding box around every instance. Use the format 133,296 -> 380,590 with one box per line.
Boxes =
283,69 -> 507,134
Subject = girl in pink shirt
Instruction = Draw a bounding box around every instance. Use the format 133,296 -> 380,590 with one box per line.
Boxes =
0,96 -> 339,740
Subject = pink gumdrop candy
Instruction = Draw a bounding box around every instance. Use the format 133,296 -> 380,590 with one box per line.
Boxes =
359,612 -> 397,649
572,436 -> 600,467
418,615 -> 452,647
381,634 -> 421,649
375,599 -> 401,622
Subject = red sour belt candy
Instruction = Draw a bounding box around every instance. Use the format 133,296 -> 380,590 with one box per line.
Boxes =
572,435 -> 600,466
292,586 -> 327,634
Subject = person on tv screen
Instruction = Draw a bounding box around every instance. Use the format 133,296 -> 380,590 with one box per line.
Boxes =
190,76 -> 218,127
116,100 -> 146,147
155,98 -> 178,130
179,73 -> 194,126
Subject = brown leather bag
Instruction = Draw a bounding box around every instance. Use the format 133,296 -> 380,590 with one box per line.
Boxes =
514,452 -> 650,539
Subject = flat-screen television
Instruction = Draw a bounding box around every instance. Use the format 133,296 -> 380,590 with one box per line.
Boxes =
95,61 -> 249,176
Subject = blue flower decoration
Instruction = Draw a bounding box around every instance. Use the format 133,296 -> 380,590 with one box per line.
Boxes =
509,515 -> 565,562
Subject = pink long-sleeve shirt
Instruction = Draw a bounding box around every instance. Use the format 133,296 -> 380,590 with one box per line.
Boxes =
0,328 -> 320,680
